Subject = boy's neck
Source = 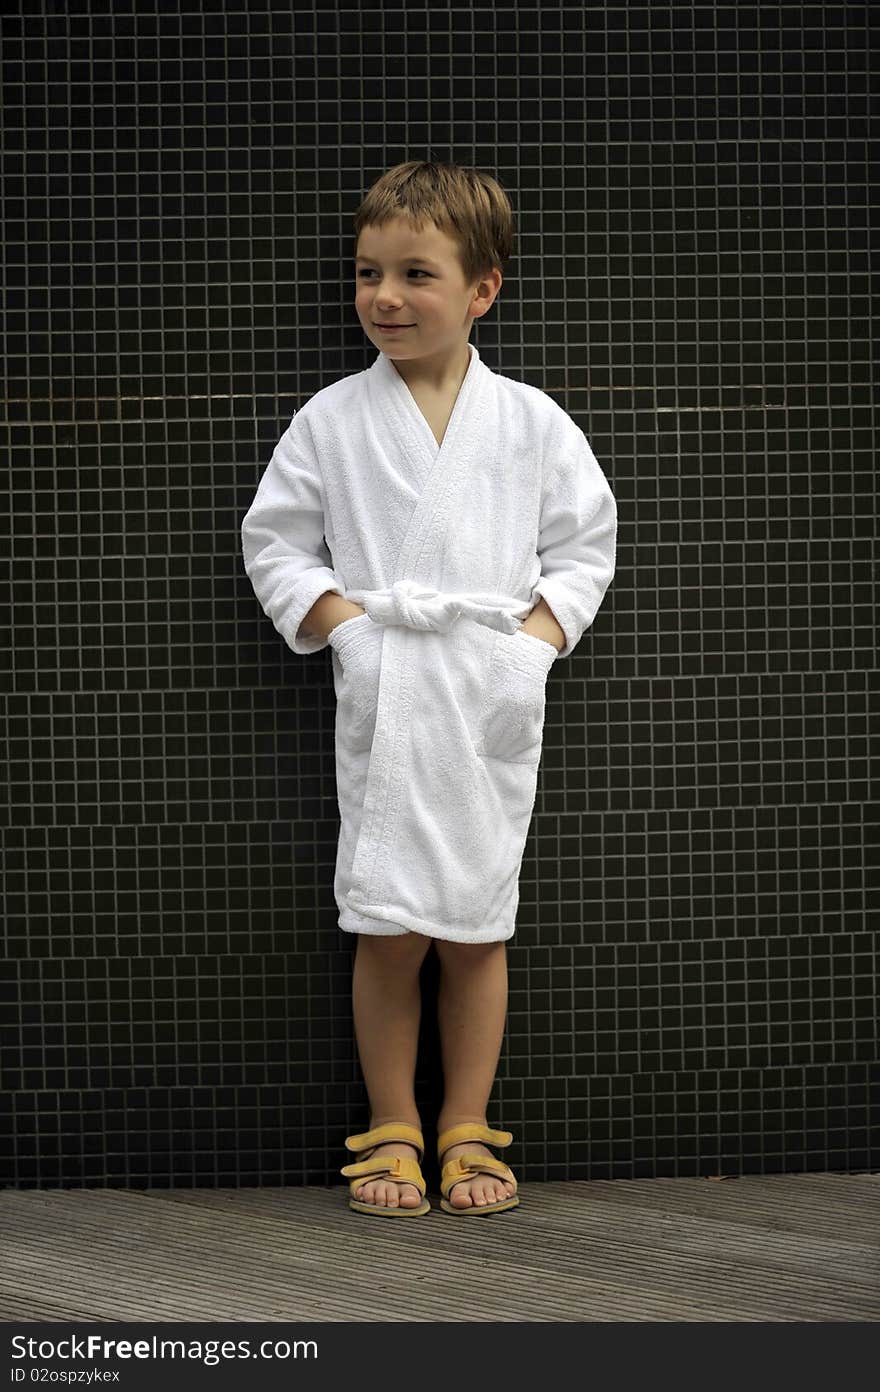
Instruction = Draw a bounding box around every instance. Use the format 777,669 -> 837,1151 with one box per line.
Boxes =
387,339 -> 473,395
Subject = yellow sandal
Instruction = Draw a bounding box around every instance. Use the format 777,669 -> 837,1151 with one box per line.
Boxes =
340,1121 -> 431,1217
438,1122 -> 520,1216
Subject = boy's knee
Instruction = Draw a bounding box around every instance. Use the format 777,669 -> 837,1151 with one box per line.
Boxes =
358,930 -> 431,962
435,938 -> 505,967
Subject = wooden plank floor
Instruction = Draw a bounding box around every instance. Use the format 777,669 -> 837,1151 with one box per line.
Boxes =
2,1174 -> 879,1322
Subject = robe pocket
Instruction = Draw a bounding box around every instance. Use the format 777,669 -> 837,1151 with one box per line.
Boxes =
328,612 -> 383,753
327,611 -> 372,645
476,629 -> 557,764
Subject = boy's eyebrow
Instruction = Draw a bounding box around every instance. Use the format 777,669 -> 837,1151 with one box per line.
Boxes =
355,253 -> 441,267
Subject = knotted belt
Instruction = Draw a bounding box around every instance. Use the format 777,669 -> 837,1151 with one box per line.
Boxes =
345,579 -> 532,635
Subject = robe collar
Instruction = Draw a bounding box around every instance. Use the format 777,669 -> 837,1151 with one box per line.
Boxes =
369,341 -> 482,459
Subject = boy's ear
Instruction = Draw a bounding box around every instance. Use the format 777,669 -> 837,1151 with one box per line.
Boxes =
477,267 -> 503,302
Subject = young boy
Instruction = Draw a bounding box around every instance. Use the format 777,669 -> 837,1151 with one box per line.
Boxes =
241,161 -> 617,1217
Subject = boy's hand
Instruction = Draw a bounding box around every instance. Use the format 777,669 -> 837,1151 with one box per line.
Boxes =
519,596 -> 565,653
299,592 -> 366,642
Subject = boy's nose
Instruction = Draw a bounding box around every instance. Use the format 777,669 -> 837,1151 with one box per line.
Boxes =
372,279 -> 404,299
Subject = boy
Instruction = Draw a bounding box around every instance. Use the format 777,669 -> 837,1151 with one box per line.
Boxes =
241,161 -> 617,1217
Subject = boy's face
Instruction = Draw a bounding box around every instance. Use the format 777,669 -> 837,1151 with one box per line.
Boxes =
354,216 -> 501,364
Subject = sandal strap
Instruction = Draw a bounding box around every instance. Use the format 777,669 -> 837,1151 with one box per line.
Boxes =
440,1153 -> 517,1199
437,1122 -> 512,1158
344,1121 -> 425,1160
341,1153 -> 427,1199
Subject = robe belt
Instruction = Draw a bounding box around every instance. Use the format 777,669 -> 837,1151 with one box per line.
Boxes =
345,579 -> 531,635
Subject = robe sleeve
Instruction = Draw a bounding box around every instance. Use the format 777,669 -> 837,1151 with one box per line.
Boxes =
531,412 -> 618,660
241,413 -> 345,656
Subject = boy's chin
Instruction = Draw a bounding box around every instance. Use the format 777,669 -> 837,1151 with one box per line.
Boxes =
370,333 -> 416,351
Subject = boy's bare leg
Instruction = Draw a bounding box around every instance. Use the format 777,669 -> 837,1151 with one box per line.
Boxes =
350,930 -> 432,1207
435,939 -> 517,1209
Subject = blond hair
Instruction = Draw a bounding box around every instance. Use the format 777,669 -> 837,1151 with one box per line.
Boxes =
353,160 -> 515,285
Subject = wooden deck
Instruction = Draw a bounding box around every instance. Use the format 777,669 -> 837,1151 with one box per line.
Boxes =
2,1173 -> 878,1322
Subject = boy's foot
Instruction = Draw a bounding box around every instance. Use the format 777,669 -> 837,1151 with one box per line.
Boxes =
353,1142 -> 424,1209
439,1140 -> 517,1209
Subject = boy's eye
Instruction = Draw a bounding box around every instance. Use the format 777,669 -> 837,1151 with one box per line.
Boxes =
356,268 -> 430,279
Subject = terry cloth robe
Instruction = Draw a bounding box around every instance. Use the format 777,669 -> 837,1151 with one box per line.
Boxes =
241,343 -> 617,944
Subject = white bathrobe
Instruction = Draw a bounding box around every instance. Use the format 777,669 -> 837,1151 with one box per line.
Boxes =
241,343 -> 617,943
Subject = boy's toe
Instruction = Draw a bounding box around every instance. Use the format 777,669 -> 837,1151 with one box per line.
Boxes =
468,1176 -> 514,1206
355,1177 -> 424,1208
